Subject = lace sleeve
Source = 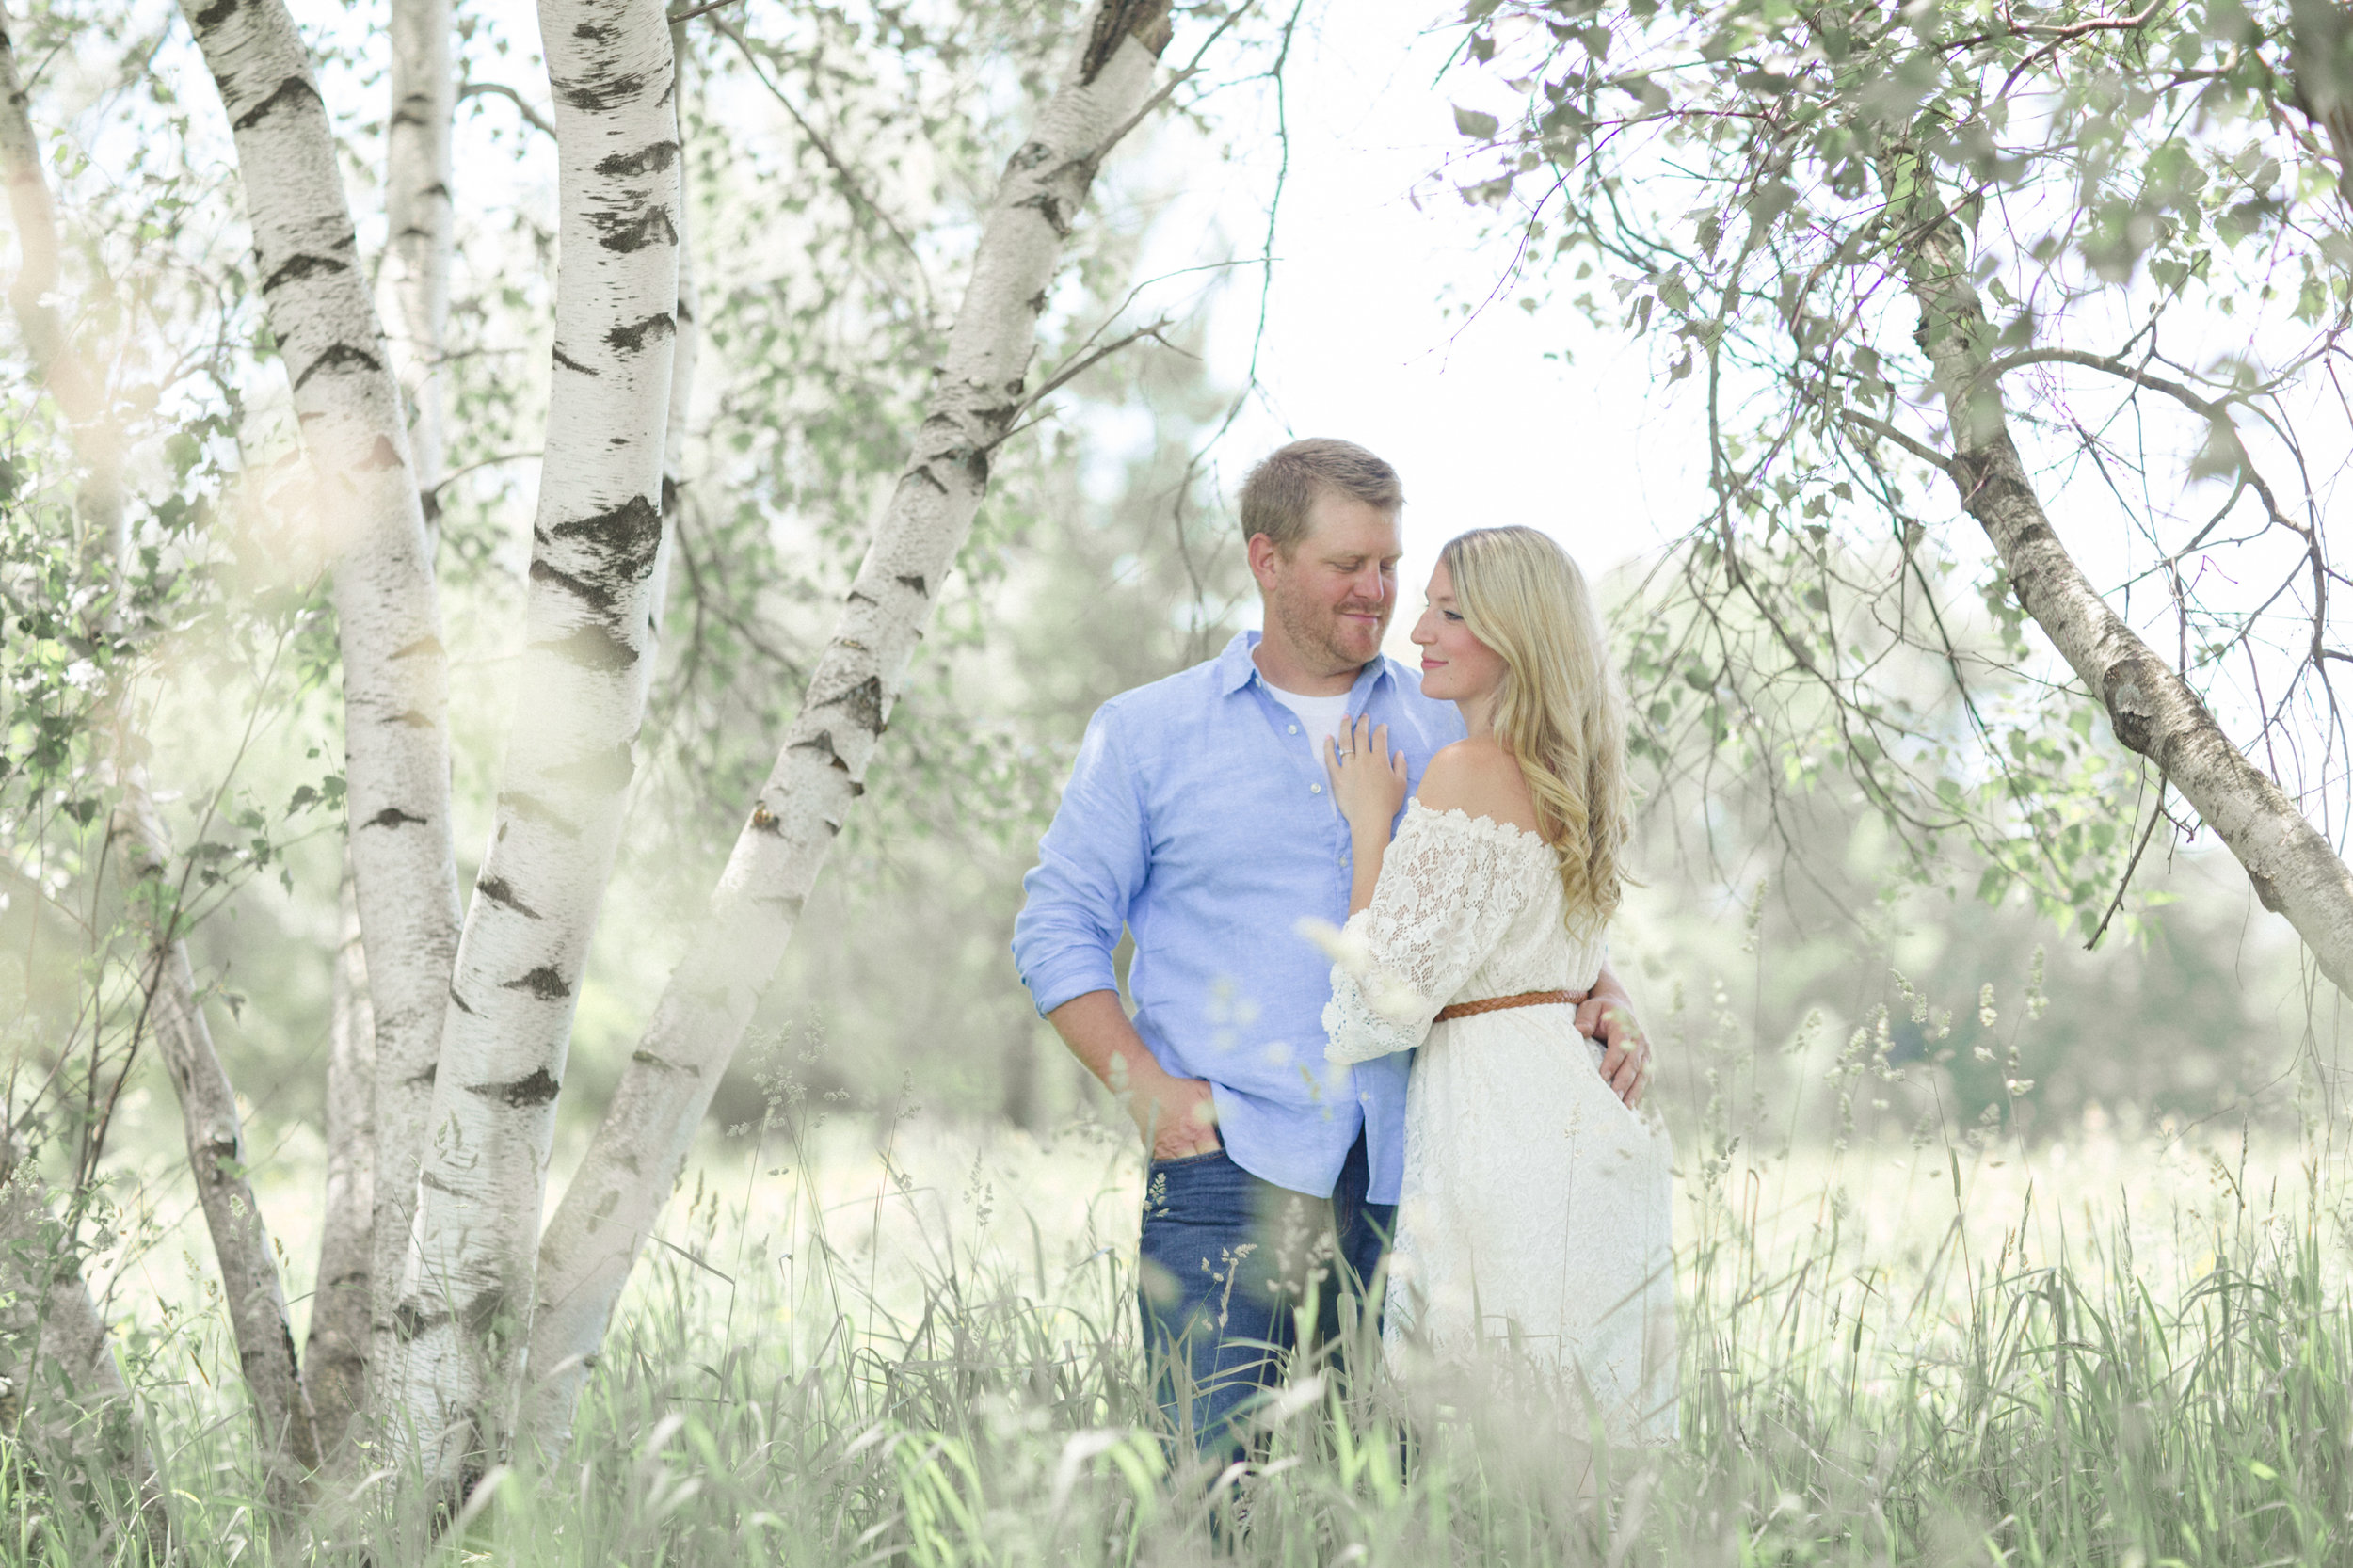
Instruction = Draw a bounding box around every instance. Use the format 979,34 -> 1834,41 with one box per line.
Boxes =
1321,806 -> 1537,1064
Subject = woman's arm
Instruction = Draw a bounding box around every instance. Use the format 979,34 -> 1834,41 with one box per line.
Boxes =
1324,712 -> 1409,914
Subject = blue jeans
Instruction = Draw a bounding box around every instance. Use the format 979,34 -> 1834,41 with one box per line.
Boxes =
1136,1130 -> 1393,1464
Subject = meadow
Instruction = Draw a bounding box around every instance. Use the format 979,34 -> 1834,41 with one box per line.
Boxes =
15,1028 -> 2352,1568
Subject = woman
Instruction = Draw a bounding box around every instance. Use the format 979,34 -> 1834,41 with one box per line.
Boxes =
1320,525 -> 1675,1447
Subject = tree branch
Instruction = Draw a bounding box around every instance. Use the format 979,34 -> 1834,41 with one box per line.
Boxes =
457,78 -> 554,139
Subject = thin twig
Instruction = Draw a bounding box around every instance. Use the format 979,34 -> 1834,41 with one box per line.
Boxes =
458,79 -> 555,139
2085,781 -> 2169,951
990,321 -> 1182,448
712,15 -> 930,303
1841,410 -> 1954,473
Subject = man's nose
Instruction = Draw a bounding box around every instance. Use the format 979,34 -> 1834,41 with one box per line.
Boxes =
1352,565 -> 1389,602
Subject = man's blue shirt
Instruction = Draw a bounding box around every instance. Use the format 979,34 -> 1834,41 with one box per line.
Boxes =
1012,631 -> 1465,1204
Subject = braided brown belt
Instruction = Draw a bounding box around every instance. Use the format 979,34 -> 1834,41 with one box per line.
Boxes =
1432,988 -> 1580,1024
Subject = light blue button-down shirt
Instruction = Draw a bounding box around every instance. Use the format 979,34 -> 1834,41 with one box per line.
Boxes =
1012,631 -> 1465,1204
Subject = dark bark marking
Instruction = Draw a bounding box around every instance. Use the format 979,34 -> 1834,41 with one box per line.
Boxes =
604,312 -> 676,354
594,139 -> 680,178
362,806 -> 429,830
530,556 -> 618,615
908,465 -> 950,495
1028,290 -> 1048,314
1012,191 -> 1073,239
501,967 -> 570,1002
191,0 -> 241,29
629,1049 -> 699,1077
262,252 -> 348,294
448,987 -> 477,1016
552,344 -> 599,376
357,435 -> 404,472
552,71 -> 646,111
471,1066 -> 561,1111
232,74 -> 326,133
478,876 -> 542,920
460,1286 -> 508,1336
550,492 -> 664,586
593,204 -> 679,254
534,621 -> 640,672
395,709 -> 437,728
293,342 -> 382,392
749,802 -> 782,835
392,1300 -> 442,1341
895,574 -> 927,595
1007,140 -> 1054,173
818,674 -> 885,736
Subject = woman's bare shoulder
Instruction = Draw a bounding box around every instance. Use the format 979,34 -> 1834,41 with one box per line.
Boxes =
1416,740 -> 1542,835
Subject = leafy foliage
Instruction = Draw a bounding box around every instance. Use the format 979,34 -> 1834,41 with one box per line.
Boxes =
1444,0 -> 2353,936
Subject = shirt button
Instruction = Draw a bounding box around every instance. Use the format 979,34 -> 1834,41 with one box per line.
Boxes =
1288,724 -> 1299,734
1311,783 -> 1323,794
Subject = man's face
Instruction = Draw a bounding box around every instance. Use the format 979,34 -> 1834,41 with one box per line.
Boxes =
1251,490 -> 1403,675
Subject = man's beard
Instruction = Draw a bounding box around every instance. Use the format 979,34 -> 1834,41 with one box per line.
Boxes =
1271,579 -> 1387,671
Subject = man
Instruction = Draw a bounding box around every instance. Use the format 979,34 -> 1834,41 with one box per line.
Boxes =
1011,438 -> 1647,1459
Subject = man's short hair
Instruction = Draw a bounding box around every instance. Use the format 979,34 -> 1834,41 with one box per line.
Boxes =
1237,439 -> 1403,556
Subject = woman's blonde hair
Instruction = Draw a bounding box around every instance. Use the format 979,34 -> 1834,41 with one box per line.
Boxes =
1439,525 -> 1632,936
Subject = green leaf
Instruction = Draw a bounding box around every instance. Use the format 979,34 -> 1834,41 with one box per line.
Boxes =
1452,105 -> 1500,141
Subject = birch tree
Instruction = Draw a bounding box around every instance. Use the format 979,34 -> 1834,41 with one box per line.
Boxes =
305,865 -> 374,1452
173,0 -> 466,1462
4,0 -> 1235,1528
295,0 -> 461,1461
389,0 -> 680,1483
1452,0 -> 2353,991
527,0 -> 1178,1446
115,781 -> 321,1492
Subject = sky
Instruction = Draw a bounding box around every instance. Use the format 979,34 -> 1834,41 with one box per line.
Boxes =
1150,0 -> 2351,806
1123,0 -> 1713,656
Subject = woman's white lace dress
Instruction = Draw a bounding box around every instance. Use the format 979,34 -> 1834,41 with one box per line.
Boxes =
1322,803 -> 1676,1445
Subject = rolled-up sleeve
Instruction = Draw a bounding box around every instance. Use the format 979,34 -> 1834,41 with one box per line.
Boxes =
1013,703 -> 1148,1016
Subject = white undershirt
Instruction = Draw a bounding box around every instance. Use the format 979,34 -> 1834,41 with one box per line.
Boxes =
1264,683 -> 1354,767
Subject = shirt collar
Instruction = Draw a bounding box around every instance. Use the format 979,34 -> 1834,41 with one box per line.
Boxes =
1216,629 -> 1396,701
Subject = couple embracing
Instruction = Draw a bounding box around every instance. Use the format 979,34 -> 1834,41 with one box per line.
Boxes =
1012,439 -> 1677,1462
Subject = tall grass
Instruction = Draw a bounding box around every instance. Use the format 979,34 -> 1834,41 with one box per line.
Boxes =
8,1048 -> 2350,1565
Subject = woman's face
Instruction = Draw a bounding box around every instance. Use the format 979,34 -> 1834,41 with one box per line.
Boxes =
1411,561 -> 1509,705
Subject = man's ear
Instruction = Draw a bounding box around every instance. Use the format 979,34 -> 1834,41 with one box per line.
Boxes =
1246,533 -> 1282,588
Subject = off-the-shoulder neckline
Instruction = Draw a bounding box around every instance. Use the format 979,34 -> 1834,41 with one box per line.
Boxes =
1404,798 -> 1551,850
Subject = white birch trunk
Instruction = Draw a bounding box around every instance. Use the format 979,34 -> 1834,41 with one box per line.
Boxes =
1881,152 -> 2353,997
174,0 -> 466,1436
381,0 -> 454,519
305,859 -> 375,1453
390,0 -> 680,1485
115,778 -> 321,1492
331,0 -> 456,1444
525,0 -> 1176,1449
